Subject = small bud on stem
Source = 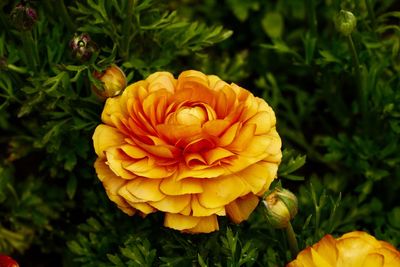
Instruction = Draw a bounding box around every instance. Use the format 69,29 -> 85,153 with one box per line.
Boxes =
263,188 -> 299,259
334,10 -> 356,37
69,33 -> 98,62
92,65 -> 127,100
10,3 -> 38,31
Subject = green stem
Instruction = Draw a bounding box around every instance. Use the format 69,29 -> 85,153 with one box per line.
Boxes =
21,31 -> 37,72
59,0 -> 75,32
7,64 -> 28,74
347,34 -> 365,114
314,206 -> 321,239
285,222 -> 299,259
121,0 -> 134,59
305,0 -> 317,36
366,0 -> 377,29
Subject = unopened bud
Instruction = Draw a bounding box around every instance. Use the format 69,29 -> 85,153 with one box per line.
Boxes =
335,10 -> 357,36
263,188 -> 298,229
10,3 -> 37,31
69,33 -> 97,62
92,65 -> 127,100
0,254 -> 19,267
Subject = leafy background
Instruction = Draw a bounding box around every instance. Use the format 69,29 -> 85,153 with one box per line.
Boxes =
0,0 -> 399,266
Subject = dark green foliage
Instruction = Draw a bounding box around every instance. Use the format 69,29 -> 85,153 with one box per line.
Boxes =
0,0 -> 399,266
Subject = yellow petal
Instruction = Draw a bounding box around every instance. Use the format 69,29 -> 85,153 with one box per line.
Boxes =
119,144 -> 147,159
126,200 -> 156,214
207,75 -> 224,90
199,175 -> 247,208
164,213 -> 200,230
246,111 -> 274,135
94,159 -> 135,215
184,153 -> 207,168
286,260 -> 305,267
362,253 -> 384,267
336,237 -> 375,267
124,178 -> 165,202
93,124 -> 125,158
123,158 -> 175,179
231,160 -> 276,194
164,213 -> 219,233
295,247 -> 318,267
219,122 -> 240,147
176,163 -> 227,180
310,247 -> 334,267
374,244 -> 400,266
191,195 -> 225,217
101,97 -> 124,126
312,235 -> 338,267
147,72 -> 176,93
176,70 -> 210,91
160,176 -> 203,195
202,147 -> 235,165
105,149 -> 137,179
227,123 -> 256,152
184,215 -> 219,234
225,193 -> 259,223
214,86 -> 237,118
156,124 -> 202,144
149,195 -> 191,213
203,119 -> 231,137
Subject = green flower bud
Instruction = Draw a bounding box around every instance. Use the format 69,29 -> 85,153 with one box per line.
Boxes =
263,188 -> 298,229
335,10 -> 357,36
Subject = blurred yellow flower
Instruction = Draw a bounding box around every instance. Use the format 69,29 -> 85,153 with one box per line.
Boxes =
93,70 -> 281,233
287,231 -> 400,267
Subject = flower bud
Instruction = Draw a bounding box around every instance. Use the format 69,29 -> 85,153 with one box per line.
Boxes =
69,33 -> 97,62
335,10 -> 357,36
10,3 -> 37,31
0,254 -> 19,267
262,188 -> 298,229
92,65 -> 127,100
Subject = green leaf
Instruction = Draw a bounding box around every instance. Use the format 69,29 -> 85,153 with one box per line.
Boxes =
66,175 -> 78,200
261,11 -> 284,39
278,149 -> 306,180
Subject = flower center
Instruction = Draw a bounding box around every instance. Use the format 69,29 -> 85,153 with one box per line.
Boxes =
175,106 -> 207,125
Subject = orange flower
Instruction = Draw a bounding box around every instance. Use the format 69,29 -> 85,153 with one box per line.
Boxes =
287,231 -> 400,267
92,70 -> 282,233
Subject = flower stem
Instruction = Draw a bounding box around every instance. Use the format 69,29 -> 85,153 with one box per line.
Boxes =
59,0 -> 75,32
305,0 -> 317,36
285,222 -> 299,259
121,0 -> 134,59
347,34 -> 365,114
366,0 -> 376,29
21,31 -> 37,73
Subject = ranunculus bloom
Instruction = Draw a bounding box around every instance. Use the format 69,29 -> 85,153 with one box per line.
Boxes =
287,231 -> 400,267
0,254 -> 19,267
93,70 -> 282,233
